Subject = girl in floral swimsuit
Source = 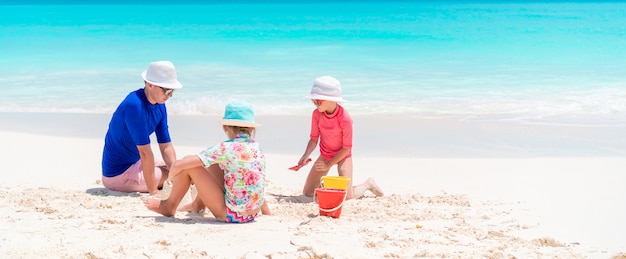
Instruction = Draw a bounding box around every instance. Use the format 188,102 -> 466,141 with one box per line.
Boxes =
143,100 -> 270,223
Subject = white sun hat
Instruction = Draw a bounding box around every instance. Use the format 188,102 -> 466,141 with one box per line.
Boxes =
305,76 -> 346,103
141,61 -> 183,89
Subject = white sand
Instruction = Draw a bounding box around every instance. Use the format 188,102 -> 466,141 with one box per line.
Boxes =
1,112 -> 625,258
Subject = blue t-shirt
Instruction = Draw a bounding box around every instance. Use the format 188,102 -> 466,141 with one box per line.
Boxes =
102,88 -> 171,177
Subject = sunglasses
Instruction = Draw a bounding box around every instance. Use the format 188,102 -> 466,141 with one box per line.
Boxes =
312,99 -> 324,106
157,85 -> 175,96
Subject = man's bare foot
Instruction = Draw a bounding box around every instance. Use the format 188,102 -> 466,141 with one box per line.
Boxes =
366,178 -> 384,197
141,196 -> 175,217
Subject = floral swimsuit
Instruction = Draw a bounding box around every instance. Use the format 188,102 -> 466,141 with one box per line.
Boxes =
197,134 -> 266,223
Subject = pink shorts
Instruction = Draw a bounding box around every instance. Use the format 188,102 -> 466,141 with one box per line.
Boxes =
102,160 -> 165,193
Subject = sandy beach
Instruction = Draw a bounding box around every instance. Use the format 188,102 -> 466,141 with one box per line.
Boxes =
1,112 -> 625,258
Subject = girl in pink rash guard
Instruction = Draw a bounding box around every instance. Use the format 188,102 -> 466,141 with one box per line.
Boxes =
296,76 -> 384,200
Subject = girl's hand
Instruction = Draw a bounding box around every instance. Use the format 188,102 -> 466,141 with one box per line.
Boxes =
298,156 -> 309,165
314,159 -> 330,171
289,158 -> 312,171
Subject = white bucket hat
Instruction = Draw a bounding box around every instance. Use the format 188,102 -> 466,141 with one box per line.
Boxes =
305,76 -> 346,103
141,61 -> 183,89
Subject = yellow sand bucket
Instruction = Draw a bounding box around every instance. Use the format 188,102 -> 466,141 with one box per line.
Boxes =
320,176 -> 350,190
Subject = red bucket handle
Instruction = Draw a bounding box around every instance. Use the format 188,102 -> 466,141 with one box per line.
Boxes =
316,189 -> 347,213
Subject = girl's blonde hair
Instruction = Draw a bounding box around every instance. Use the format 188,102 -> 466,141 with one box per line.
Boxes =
225,125 -> 255,138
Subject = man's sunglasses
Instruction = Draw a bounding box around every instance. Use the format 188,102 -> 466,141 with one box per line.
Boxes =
157,86 -> 175,95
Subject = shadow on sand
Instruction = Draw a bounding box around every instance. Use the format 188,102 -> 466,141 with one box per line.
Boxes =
268,192 -> 314,204
85,187 -> 142,197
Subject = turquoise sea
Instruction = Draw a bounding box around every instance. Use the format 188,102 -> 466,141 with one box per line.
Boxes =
1,1 -> 625,125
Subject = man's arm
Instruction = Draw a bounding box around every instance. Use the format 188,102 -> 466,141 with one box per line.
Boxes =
158,142 -> 176,169
137,144 -> 159,195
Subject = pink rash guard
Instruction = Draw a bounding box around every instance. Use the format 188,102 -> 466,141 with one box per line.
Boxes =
309,104 -> 353,161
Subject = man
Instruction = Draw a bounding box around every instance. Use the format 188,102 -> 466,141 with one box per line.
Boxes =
102,61 -> 182,195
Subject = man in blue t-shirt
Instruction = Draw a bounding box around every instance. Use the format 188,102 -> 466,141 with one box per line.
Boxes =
102,61 -> 182,195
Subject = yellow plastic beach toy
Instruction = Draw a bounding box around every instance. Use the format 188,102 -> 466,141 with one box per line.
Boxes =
320,176 -> 350,190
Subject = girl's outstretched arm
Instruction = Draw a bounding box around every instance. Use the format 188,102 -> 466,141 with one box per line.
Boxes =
167,155 -> 203,181
298,138 -> 318,164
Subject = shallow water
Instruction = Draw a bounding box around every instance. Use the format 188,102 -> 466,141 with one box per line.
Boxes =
1,1 -> 625,125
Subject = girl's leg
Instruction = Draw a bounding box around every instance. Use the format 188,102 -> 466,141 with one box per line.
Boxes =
338,157 -> 384,199
205,164 -> 225,189
187,164 -> 228,220
350,178 -> 384,199
302,156 -> 330,197
261,200 -> 272,215
337,157 -> 355,199
143,167 -> 194,217
178,164 -> 224,212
